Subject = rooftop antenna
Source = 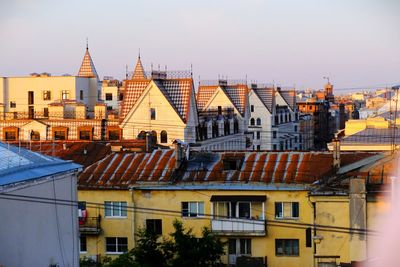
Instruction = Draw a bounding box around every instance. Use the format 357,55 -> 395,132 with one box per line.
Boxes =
190,63 -> 193,78
86,37 -> 89,50
323,76 -> 330,84
151,63 -> 153,72
125,64 -> 128,80
138,48 -> 141,59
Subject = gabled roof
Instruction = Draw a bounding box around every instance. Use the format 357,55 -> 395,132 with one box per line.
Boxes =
132,56 -> 147,80
252,87 -> 274,113
0,143 -> 81,188
77,47 -> 98,79
120,78 -> 194,123
197,84 -> 248,116
78,150 -> 378,189
279,89 -> 297,110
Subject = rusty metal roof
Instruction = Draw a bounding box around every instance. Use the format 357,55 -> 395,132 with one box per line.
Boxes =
78,150 -> 379,189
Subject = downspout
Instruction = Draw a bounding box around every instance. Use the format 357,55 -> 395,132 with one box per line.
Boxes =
129,188 -> 136,245
307,194 -> 317,267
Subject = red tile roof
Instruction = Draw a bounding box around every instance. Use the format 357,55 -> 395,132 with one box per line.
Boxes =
78,150 -> 378,189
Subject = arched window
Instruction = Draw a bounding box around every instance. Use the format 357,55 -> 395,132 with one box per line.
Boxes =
151,130 -> 157,143
250,118 -> 255,126
138,131 -> 146,139
160,130 -> 168,143
256,118 -> 261,126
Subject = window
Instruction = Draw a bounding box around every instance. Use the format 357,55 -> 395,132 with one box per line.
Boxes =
79,130 -> 91,140
4,131 -> 17,141
257,145 -> 260,150
256,131 -> 260,140
273,144 -> 277,150
106,237 -> 128,254
294,125 -> 298,132
273,131 -> 277,138
181,202 -> 204,218
80,235 -> 87,253
43,90 -> 51,100
28,91 -> 34,105
256,118 -> 261,126
10,101 -> 16,108
150,108 -> 156,120
218,106 -> 222,115
105,93 -> 113,101
238,202 -> 251,219
107,106 -> 113,111
275,239 -> 299,256
160,130 -> 168,143
250,118 -> 255,126
43,108 -> 49,117
108,130 -> 120,140
146,219 -> 162,235
250,105 -> 254,112
62,90 -> 70,100
119,93 -> 124,101
54,131 -> 66,140
30,131 -> 40,141
228,238 -> 251,255
80,90 -> 84,100
105,201 -> 127,217
275,202 -> 299,219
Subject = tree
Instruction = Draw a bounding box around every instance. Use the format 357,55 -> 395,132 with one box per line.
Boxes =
105,220 -> 225,267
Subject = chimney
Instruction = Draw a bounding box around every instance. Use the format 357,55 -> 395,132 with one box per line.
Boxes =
174,140 -> 186,169
333,138 -> 340,170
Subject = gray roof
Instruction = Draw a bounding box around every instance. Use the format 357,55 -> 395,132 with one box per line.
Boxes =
342,128 -> 398,145
0,143 -> 82,187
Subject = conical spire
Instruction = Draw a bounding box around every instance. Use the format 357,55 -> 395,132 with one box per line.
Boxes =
78,44 -> 98,79
131,54 -> 147,80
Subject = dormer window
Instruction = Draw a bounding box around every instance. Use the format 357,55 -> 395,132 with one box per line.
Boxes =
223,158 -> 243,170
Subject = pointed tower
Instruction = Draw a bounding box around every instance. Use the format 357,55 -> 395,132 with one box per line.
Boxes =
131,54 -> 147,80
77,44 -> 99,79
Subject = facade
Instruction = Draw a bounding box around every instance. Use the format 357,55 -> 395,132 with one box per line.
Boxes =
0,47 -> 99,119
0,143 -> 81,267
299,113 -> 314,150
77,148 -> 381,267
101,78 -> 122,114
120,57 -> 250,150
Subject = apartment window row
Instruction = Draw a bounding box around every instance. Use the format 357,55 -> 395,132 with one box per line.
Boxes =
105,201 -> 127,218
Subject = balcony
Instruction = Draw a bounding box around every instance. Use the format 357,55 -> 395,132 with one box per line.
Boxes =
79,216 -> 102,235
211,218 -> 266,236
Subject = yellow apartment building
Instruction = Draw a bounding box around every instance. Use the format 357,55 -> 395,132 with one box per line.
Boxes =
77,149 -> 384,266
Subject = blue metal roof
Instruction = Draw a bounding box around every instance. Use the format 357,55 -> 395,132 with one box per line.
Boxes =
0,143 -> 82,187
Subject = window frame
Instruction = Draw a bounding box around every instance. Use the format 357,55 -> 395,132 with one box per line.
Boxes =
104,201 -> 128,218
275,239 -> 299,256
181,201 -> 205,218
146,219 -> 162,235
61,90 -> 70,100
105,93 -> 113,101
10,101 -> 16,108
275,202 -> 299,219
43,90 -> 51,101
105,237 -> 128,254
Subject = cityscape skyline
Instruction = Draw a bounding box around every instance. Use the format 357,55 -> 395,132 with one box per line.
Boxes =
0,0 -> 399,91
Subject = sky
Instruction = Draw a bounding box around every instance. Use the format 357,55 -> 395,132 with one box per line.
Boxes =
0,0 -> 399,91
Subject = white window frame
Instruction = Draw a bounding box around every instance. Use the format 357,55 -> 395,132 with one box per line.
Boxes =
104,201 -> 127,218
182,201 -> 205,218
275,202 -> 299,219
105,237 -> 128,254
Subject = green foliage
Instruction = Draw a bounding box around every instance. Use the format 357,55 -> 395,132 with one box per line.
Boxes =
104,219 -> 225,267
79,256 -> 101,267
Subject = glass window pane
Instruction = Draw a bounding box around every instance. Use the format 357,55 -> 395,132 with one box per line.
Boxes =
238,202 -> 250,218
240,239 -> 246,254
293,240 -> 299,255
182,202 -> 188,217
112,203 -> 120,216
284,240 -> 291,255
292,202 -> 299,218
275,202 -> 282,218
198,202 -> 204,216
121,202 -> 127,217
105,202 -> 111,217
117,238 -> 128,252
247,239 -> 251,254
228,239 -> 236,254
106,238 -> 117,252
189,202 -> 197,216
276,239 -> 283,255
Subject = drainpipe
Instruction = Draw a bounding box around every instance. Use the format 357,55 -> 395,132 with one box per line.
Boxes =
333,137 -> 341,171
129,188 -> 136,245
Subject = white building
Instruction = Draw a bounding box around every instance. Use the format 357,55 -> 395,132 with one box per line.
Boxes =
0,143 -> 81,267
248,85 -> 300,151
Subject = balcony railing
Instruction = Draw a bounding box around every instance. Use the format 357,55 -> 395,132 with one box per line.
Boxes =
211,218 -> 266,236
79,216 -> 102,235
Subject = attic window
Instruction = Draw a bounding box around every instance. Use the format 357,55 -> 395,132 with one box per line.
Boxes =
150,108 -> 156,120
223,158 -> 243,170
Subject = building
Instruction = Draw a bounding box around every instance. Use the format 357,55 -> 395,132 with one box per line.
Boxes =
120,57 -> 250,150
248,85 -> 300,151
0,46 -> 100,120
101,78 -> 122,115
299,113 -> 314,150
0,142 -> 81,267
77,148 -> 381,266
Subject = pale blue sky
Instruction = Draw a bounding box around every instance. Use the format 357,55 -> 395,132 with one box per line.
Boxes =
0,0 -> 399,91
